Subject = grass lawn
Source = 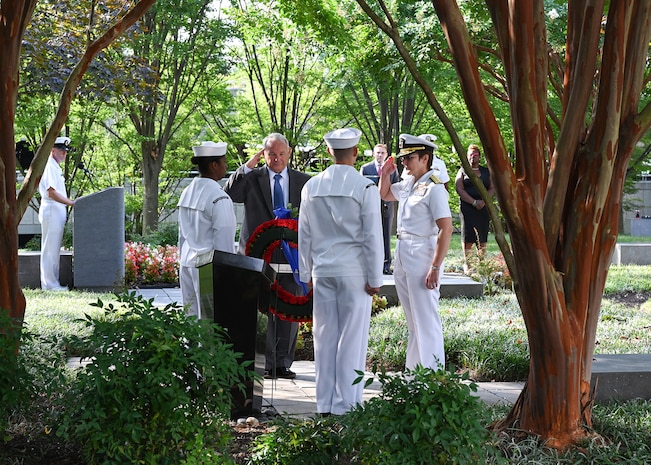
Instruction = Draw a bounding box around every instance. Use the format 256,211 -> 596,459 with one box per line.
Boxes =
8,256 -> 651,464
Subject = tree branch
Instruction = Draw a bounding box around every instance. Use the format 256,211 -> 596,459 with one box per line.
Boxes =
17,0 -> 156,219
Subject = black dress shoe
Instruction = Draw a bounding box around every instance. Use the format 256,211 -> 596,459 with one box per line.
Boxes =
264,368 -> 296,379
276,367 -> 296,379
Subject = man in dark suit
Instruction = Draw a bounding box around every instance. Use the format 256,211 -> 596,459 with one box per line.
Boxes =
360,143 -> 400,274
224,133 -> 311,379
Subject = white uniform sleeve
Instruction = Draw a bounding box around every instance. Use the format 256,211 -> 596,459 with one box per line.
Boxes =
361,184 -> 384,288
298,187 -> 313,283
211,197 -> 237,254
429,185 -> 452,221
39,159 -> 59,199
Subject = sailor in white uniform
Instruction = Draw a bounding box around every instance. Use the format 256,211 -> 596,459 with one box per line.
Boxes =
298,128 -> 383,415
38,136 -> 75,291
177,141 -> 236,319
379,134 -> 453,370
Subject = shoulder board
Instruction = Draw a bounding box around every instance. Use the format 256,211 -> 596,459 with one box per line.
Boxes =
429,174 -> 443,184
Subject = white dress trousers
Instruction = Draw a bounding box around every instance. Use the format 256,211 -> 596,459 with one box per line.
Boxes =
39,201 -> 66,290
312,275 -> 371,414
394,237 -> 445,369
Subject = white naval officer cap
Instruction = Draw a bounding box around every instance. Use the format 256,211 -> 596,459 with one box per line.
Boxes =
417,134 -> 439,151
53,136 -> 71,151
398,133 -> 436,158
323,128 -> 362,150
191,141 -> 227,161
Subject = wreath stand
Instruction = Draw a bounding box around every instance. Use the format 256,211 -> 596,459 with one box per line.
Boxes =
246,217 -> 313,411
246,218 -> 313,323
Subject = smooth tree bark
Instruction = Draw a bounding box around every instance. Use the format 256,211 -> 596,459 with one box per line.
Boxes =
1,0 -> 156,327
0,1 -> 37,326
358,0 -> 651,448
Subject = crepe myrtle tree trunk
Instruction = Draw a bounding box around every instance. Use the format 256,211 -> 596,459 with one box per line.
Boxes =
355,0 -> 651,448
0,1 -> 38,325
1,0 -> 156,329
432,0 -> 651,448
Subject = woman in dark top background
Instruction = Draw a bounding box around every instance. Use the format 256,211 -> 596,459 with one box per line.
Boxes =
455,144 -> 494,273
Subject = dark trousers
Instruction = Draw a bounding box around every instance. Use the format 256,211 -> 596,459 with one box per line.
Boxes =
382,200 -> 395,270
265,274 -> 299,371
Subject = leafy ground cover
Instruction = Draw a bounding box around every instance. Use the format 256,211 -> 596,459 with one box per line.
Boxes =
3,258 -> 651,463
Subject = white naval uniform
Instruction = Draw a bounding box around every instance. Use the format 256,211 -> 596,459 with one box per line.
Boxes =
178,177 -> 236,319
390,169 -> 451,370
298,164 -> 383,415
38,156 -> 68,290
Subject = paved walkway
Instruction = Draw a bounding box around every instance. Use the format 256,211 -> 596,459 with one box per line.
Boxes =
134,286 -> 524,418
261,360 -> 522,419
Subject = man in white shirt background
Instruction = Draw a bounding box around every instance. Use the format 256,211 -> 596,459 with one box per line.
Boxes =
38,136 -> 75,291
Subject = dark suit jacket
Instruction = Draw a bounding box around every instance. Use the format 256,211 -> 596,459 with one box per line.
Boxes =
224,165 -> 311,251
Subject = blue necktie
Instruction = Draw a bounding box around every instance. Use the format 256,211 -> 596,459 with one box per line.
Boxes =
273,173 -> 284,209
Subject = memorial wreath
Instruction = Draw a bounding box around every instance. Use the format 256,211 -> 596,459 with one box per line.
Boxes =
245,217 -> 313,322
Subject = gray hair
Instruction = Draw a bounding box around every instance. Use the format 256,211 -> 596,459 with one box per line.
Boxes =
263,133 -> 291,149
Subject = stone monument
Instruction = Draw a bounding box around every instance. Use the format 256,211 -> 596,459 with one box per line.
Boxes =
73,187 -> 125,291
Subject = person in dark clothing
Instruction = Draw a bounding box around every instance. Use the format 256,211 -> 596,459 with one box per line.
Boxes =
455,144 -> 494,273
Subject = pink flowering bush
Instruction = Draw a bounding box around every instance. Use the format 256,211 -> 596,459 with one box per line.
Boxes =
124,242 -> 179,286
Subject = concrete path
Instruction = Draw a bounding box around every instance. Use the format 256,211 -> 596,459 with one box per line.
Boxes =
262,360 -> 522,420
134,286 -> 524,419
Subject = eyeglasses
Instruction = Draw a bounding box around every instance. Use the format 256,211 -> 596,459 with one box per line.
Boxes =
400,154 -> 419,163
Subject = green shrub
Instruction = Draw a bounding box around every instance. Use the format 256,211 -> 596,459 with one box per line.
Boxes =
248,368 -> 503,464
133,221 -> 179,247
22,235 -> 41,251
344,367 -> 503,464
248,416 -> 345,464
56,292 -> 247,464
0,310 -> 32,438
465,251 -> 513,295
0,310 -> 66,441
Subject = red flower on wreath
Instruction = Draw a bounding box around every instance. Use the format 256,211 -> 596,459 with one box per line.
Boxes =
246,218 -> 313,322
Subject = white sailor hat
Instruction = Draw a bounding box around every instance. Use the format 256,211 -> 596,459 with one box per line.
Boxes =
53,136 -> 71,151
398,133 -> 436,158
323,128 -> 362,150
417,134 -> 439,151
191,141 -> 227,161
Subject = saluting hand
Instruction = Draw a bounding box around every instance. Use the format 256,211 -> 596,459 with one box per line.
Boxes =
382,156 -> 397,176
246,149 -> 264,169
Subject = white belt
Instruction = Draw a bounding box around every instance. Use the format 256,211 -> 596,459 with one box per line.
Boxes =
396,232 -> 433,240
